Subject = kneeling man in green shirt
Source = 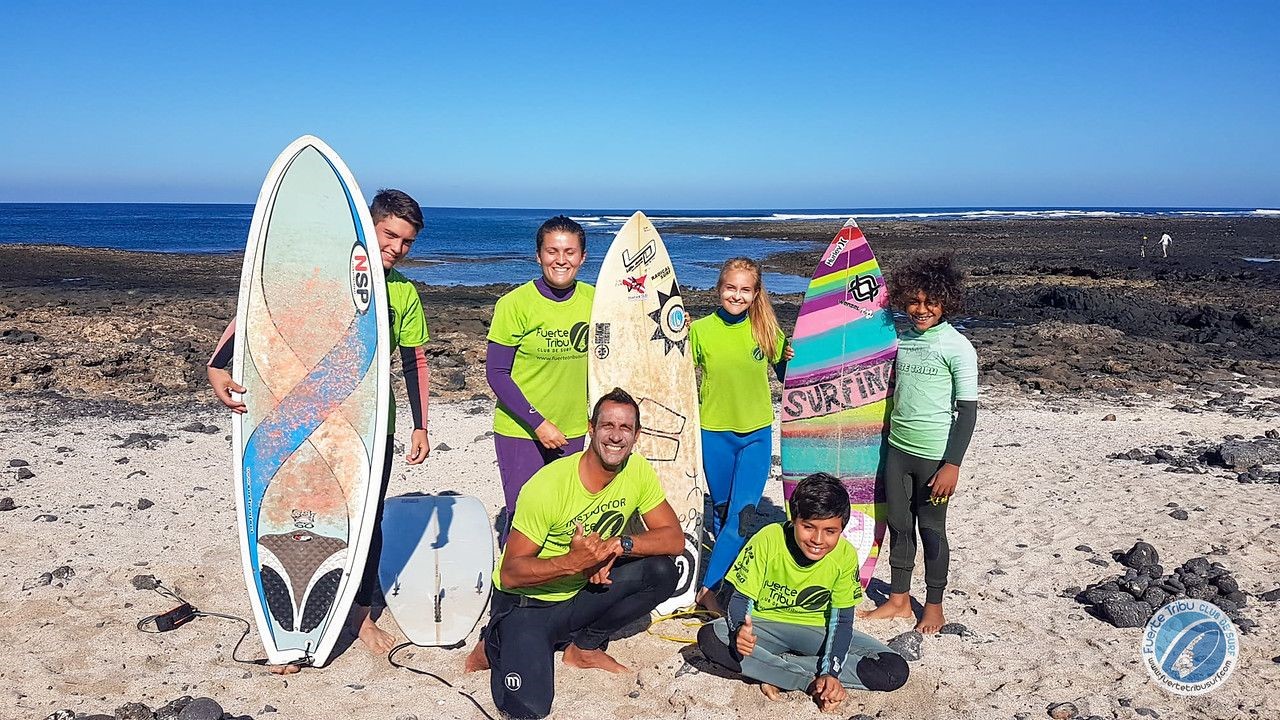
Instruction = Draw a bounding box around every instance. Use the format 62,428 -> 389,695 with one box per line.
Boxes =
464,387 -> 684,719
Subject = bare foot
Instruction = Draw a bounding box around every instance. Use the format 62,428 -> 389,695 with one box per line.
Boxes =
695,587 -> 724,616
267,663 -> 301,675
856,592 -> 914,621
349,604 -> 397,655
759,682 -> 782,701
916,602 -> 945,634
464,641 -> 490,673
562,643 -> 628,673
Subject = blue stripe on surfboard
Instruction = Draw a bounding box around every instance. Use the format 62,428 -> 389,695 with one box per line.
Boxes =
789,324 -> 896,377
243,154 -> 378,645
781,437 -> 884,473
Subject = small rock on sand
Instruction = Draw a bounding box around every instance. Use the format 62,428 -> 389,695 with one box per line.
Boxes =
888,630 -> 923,661
114,701 -> 154,720
1047,701 -> 1079,719
176,697 -> 222,720
153,696 -> 192,720
23,572 -> 53,590
131,574 -> 160,590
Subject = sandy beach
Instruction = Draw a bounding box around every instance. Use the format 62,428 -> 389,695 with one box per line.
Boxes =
2,217 -> 1279,719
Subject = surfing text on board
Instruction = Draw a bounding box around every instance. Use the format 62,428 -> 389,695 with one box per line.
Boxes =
781,359 -> 893,420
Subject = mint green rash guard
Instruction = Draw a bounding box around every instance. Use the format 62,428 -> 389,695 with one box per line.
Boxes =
888,321 -> 978,462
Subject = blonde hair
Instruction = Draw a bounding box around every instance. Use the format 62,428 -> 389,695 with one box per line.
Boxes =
717,257 -> 783,363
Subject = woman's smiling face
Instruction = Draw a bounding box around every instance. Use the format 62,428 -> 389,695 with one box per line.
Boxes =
537,231 -> 585,289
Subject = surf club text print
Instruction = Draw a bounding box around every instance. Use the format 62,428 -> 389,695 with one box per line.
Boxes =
533,323 -> 590,359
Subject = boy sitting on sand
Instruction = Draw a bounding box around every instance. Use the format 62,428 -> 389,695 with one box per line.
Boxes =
206,189 -> 432,670
697,473 -> 909,713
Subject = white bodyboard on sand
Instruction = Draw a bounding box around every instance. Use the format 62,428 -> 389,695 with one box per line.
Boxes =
379,494 -> 493,647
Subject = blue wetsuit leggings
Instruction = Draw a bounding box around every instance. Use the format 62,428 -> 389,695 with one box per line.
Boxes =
701,426 -> 771,589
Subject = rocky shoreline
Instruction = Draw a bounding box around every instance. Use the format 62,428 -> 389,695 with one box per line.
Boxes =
2,216 -> 1277,416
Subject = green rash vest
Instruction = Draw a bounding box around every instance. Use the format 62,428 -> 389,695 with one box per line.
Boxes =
493,451 -> 667,602
888,321 -> 978,461
689,314 -> 785,433
386,268 -> 430,435
727,523 -> 862,627
487,281 -> 595,439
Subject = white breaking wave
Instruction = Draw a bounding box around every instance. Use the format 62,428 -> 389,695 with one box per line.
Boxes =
576,208 -> 1272,225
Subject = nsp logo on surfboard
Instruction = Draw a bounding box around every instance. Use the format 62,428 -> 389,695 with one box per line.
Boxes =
349,244 -> 373,314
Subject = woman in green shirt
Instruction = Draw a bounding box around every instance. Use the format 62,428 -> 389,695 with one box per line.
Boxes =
485,216 -> 595,543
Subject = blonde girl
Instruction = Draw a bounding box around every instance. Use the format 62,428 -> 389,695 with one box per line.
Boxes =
689,257 -> 794,611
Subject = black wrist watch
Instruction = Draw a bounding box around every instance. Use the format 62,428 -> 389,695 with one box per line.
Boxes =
619,535 -> 634,557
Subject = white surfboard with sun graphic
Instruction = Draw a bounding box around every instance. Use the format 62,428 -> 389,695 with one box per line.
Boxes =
588,211 -> 705,614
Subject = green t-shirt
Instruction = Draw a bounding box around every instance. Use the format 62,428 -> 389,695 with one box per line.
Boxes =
888,321 -> 978,461
493,451 -> 667,602
386,268 -> 430,435
689,313 -> 785,432
727,523 -> 862,627
487,281 -> 595,439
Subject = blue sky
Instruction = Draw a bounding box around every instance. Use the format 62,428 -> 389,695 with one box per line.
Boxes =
1,2 -> 1277,208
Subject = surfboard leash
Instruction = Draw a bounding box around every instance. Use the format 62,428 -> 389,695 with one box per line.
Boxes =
134,582 -> 296,668
646,608 -> 718,644
388,642 -> 498,720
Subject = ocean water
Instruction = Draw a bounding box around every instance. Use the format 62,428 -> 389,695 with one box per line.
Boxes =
1,204 -> 1275,291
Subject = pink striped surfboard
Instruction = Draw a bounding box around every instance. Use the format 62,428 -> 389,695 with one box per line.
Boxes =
780,219 -> 897,588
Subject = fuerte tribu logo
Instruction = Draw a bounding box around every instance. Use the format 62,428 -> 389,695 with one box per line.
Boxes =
1141,600 -> 1238,695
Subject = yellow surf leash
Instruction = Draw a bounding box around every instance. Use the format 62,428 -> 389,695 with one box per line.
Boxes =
646,608 -> 720,644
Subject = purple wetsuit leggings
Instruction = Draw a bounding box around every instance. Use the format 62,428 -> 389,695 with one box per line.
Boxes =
494,433 -> 585,540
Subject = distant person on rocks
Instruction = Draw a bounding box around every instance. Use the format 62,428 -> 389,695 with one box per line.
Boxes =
206,189 -> 432,671
858,253 -> 977,634
486,215 -> 595,545
465,388 -> 684,720
697,473 -> 909,713
1160,233 -> 1172,258
1141,235 -> 1148,258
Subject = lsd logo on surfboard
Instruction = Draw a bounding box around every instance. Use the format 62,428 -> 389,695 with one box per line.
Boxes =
623,240 -> 656,272
349,244 -> 373,314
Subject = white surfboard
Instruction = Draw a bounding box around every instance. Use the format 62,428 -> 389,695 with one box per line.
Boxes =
588,211 -> 705,614
379,494 -> 494,647
232,135 -> 389,667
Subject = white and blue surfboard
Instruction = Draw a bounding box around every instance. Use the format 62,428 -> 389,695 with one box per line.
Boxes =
231,135 -> 390,667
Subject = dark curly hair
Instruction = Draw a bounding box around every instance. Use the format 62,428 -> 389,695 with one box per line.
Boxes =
888,252 -> 965,315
